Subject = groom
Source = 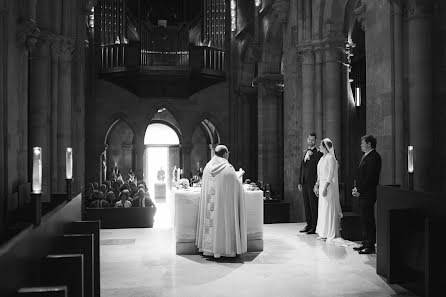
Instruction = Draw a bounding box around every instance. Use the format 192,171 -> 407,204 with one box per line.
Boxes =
352,135 -> 382,254
298,132 -> 323,234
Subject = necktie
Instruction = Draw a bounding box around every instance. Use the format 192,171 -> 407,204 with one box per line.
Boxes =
360,154 -> 366,166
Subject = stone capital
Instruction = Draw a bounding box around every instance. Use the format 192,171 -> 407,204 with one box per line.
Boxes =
16,19 -> 40,51
253,73 -> 284,96
297,46 -> 314,65
405,0 -> 432,19
272,0 -> 290,23
354,0 -> 367,31
59,38 -> 75,61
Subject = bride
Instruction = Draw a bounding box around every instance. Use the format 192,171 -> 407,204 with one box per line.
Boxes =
313,138 -> 343,243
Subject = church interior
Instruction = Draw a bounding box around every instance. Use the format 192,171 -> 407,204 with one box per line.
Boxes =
1,0 -> 445,296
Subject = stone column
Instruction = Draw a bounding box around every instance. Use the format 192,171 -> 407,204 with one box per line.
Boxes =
181,142 -> 192,179
257,74 -> 283,194
50,38 -> 61,192
29,36 -> 51,201
393,1 -> 404,186
56,39 -> 74,191
299,47 -> 315,144
209,144 -> 217,158
134,136 -> 145,180
314,46 -> 324,141
406,0 -> 433,191
323,42 -> 343,156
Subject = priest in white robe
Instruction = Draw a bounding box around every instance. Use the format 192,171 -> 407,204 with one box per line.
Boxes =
195,145 -> 247,258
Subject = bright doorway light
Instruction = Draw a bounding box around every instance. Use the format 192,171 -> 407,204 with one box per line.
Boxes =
144,123 -> 180,228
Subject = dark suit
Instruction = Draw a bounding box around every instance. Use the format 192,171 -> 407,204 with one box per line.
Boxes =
299,147 -> 323,229
356,149 -> 382,248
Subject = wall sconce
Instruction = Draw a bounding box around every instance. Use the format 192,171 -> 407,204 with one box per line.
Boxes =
66,147 -> 73,201
88,7 -> 95,28
32,147 -> 42,225
408,145 -> 414,190
355,87 -> 361,107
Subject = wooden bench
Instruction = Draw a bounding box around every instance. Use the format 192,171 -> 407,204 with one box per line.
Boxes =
85,207 -> 155,228
64,221 -> 100,297
52,235 -> 94,297
40,254 -> 84,297
388,209 -> 446,296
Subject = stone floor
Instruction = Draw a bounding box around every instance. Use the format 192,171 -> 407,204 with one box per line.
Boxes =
100,223 -> 417,297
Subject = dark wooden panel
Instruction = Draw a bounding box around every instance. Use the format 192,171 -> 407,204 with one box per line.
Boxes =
52,235 -> 94,297
64,221 -> 100,297
0,196 -> 82,297
41,254 -> 84,297
264,200 -> 290,223
85,207 -> 155,228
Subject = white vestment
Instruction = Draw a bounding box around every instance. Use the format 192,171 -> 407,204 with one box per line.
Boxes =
195,156 -> 247,258
316,153 -> 343,242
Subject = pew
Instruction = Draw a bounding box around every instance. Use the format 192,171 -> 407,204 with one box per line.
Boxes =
64,221 -> 100,297
17,286 -> 67,297
388,208 -> 446,297
41,254 -> 84,297
51,235 -> 94,297
85,207 -> 155,228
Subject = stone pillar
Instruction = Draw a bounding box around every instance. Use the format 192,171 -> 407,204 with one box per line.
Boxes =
181,143 -> 192,179
297,0 -> 303,43
134,136 -> 145,180
257,75 -> 282,194
29,36 -> 51,201
314,46 -> 324,141
50,38 -> 61,192
393,1 -> 404,186
299,47 -> 315,144
323,43 -> 342,156
406,0 -> 433,191
304,0 -> 312,41
209,144 -> 217,158
56,39 -> 74,191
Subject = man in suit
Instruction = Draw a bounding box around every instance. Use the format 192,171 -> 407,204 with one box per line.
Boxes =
298,132 -> 323,234
352,134 -> 382,254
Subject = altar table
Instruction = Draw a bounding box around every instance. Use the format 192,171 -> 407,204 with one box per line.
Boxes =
173,188 -> 264,254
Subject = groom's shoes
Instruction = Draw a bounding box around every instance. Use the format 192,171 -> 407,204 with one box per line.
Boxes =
353,245 -> 365,251
300,226 -> 311,233
306,228 -> 316,234
358,247 -> 375,254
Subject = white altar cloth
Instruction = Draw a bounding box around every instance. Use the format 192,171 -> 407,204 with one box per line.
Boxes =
173,188 -> 264,254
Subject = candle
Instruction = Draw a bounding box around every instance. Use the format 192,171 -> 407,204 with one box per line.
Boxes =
408,146 -> 414,173
177,168 -> 180,181
66,147 -> 73,179
32,147 -> 42,194
355,87 -> 361,107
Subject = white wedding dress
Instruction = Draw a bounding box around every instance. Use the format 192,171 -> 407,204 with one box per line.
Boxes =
315,152 -> 343,243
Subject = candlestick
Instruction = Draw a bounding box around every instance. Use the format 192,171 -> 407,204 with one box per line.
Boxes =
32,147 -> 42,194
355,87 -> 361,107
66,147 -> 73,179
408,146 -> 414,173
66,178 -> 72,201
408,146 -> 414,190
31,193 -> 42,226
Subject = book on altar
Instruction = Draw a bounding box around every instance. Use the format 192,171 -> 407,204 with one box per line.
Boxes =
237,168 -> 245,183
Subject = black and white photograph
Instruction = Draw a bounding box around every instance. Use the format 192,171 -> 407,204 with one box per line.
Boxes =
0,0 -> 444,296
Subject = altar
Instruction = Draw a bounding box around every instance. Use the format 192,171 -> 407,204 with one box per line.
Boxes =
173,188 -> 264,254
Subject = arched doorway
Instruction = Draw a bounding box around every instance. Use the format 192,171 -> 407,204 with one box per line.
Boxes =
104,119 -> 135,183
144,122 -> 181,228
190,119 -> 221,176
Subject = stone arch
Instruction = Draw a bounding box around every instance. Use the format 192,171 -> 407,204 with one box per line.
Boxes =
144,105 -> 182,139
261,13 -> 284,74
190,113 -> 225,144
322,0 -> 350,38
104,119 -> 136,181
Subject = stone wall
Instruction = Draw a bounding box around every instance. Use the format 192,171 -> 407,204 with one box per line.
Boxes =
86,80 -> 229,184
0,0 -> 87,234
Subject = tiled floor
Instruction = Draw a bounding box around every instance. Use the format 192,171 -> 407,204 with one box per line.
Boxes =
100,223 -> 417,297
